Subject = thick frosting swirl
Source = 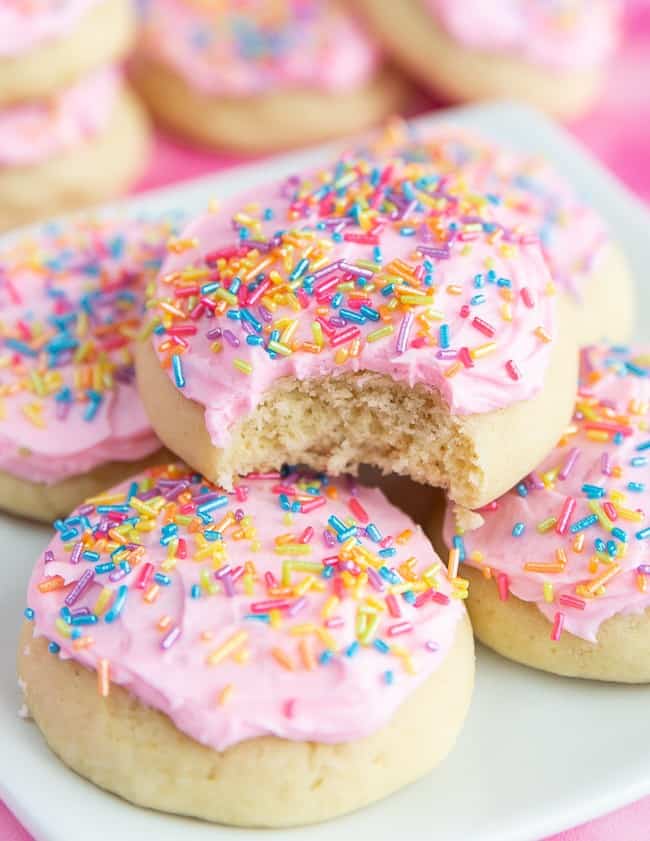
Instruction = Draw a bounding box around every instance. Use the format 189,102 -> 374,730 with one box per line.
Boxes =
425,0 -> 620,71
148,141 -> 557,451
446,345 -> 650,643
0,0 -> 101,56
25,464 -> 465,749
0,67 -> 119,168
136,0 -> 380,95
0,213 -> 184,484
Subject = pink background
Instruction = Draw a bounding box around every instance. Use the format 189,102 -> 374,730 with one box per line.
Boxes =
2,3 -> 650,840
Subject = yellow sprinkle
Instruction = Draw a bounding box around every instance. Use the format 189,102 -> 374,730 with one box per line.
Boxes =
543,582 -> 554,603
218,684 -> 234,705
93,587 -> 113,616
206,630 -> 248,666
233,358 -> 253,375
366,325 -> 394,343
55,617 -> 72,638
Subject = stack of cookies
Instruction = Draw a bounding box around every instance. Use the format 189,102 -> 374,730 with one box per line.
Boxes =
0,0 -> 148,232
11,120 -> 644,828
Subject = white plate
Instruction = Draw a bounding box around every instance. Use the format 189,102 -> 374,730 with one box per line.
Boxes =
2,103 -> 650,841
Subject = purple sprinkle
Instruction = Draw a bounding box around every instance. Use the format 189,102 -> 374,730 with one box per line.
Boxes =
163,481 -> 189,500
558,447 -> 580,480
78,503 -> 95,516
601,452 -> 612,476
70,606 -> 90,617
313,260 -> 341,278
288,596 -> 308,617
235,508 -> 245,522
436,349 -> 458,361
222,329 -> 240,348
526,472 -> 545,491
196,491 -> 225,504
339,261 -> 373,278
323,529 -> 336,548
214,564 -> 232,579
425,640 -> 439,652
367,567 -> 386,592
638,565 -> 650,575
109,568 -> 128,583
161,625 -> 181,650
258,305 -> 273,324
396,311 -> 414,355
206,327 -> 222,340
56,401 -> 71,421
64,569 -> 94,606
417,245 -> 450,259
69,542 -> 83,564
44,549 -> 55,564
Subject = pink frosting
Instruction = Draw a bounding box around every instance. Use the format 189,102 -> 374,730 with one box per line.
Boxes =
25,465 -> 465,749
0,0 -> 101,56
445,345 -> 650,643
0,213 -> 185,485
390,124 -> 608,302
148,145 -> 557,454
426,0 -> 620,71
0,66 -> 120,168
137,0 -> 380,95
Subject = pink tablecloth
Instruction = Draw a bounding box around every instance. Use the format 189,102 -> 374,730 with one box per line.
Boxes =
3,6 -> 650,841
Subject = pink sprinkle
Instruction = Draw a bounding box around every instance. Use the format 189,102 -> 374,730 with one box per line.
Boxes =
601,452 -> 612,476
134,562 -> 154,590
497,573 -> 509,601
414,591 -> 431,608
264,572 -> 278,589
551,612 -> 565,641
161,625 -> 181,650
325,616 -> 344,629
555,497 -> 576,536
379,535 -> 394,549
283,699 -> 296,718
431,591 -> 450,606
603,502 -> 618,521
558,447 -> 580,480
387,622 -> 413,637
471,316 -> 496,337
386,593 -> 401,617
235,485 -> 248,502
520,287 -> 536,308
459,304 -> 470,318
458,346 -> 474,369
559,594 -> 586,610
348,497 -> 369,524
505,360 -> 522,381
299,526 -> 314,544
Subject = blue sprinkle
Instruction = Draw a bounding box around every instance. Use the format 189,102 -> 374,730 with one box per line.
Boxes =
582,484 -> 605,499
595,537 -> 607,554
366,523 -> 382,542
172,354 -> 185,388
570,514 -> 599,533
359,305 -> 380,322
379,547 -> 397,558
339,308 -> 365,325
71,614 -> 98,626
345,641 -> 360,658
512,522 -> 525,537
82,551 -> 100,562
190,584 -> 201,599
470,293 -> 486,305
384,670 -> 394,685
402,591 -> 416,604
154,573 -> 171,586
204,530 -> 222,542
319,650 -> 334,665
321,565 -> 334,579
611,527 -> 628,543
439,324 -> 450,349
636,527 -> 650,540
105,585 -> 128,623
196,496 -> 229,515
328,515 -> 347,535
635,440 -> 650,452
24,608 -> 34,620
244,613 -> 270,623
496,277 -> 511,288
373,639 -> 390,654
606,540 -> 618,557
95,562 -> 115,574
628,482 -> 645,492
631,456 -> 647,467
474,274 -> 484,288
48,642 -> 60,654
516,483 -> 528,497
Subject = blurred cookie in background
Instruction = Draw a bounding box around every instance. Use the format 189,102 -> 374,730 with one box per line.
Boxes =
356,0 -> 621,119
132,0 -> 409,153
0,0 -> 149,232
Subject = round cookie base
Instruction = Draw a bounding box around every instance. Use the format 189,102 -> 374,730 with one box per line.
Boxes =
131,58 -> 409,153
0,0 -> 134,106
0,449 -> 169,523
134,297 -> 579,511
356,0 -> 604,119
461,565 -> 650,683
18,614 -> 474,828
0,88 -> 149,233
